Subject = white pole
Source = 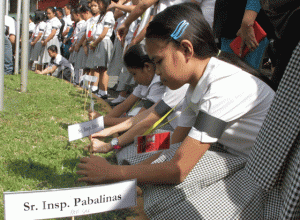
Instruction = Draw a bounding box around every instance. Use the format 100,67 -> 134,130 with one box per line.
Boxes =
5,0 -> 9,15
0,0 -> 6,111
14,0 -> 22,75
21,0 -> 30,92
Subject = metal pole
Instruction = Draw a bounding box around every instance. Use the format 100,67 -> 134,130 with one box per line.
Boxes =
14,0 -> 22,75
5,0 -> 9,15
21,0 -> 30,92
0,0 -> 6,111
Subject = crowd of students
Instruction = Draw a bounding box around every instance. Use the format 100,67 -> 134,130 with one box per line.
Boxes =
4,0 -> 300,218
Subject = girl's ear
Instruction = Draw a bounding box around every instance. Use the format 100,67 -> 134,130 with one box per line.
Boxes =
143,62 -> 152,71
180,39 -> 194,62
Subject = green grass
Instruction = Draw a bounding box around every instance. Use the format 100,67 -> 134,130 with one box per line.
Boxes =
0,72 -> 134,220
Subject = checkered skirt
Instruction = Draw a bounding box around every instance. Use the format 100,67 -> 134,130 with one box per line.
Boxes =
141,41 -> 300,219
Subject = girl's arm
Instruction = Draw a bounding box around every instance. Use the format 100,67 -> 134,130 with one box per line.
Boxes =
31,32 -> 43,45
77,136 -> 211,184
237,0 -> 261,55
42,29 -> 56,45
75,34 -> 86,52
36,65 -> 57,75
91,27 -> 109,47
112,1 -> 136,13
128,15 -> 153,48
91,102 -> 160,139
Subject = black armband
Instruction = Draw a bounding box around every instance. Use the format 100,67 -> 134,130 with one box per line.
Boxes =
104,22 -> 113,27
194,111 -> 227,139
142,99 -> 155,109
154,100 -> 172,117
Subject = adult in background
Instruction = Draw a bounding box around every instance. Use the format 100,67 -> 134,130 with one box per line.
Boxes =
260,0 -> 300,89
213,0 -> 275,70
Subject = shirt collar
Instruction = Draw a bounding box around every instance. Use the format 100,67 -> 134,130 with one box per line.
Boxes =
190,57 -> 216,104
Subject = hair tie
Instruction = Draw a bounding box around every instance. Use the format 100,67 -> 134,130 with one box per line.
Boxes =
170,20 -> 189,40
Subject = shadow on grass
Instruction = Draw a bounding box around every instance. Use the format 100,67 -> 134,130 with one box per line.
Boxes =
7,158 -> 83,189
6,158 -> 136,220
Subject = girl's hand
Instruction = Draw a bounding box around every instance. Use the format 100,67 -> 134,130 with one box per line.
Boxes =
83,46 -> 88,55
31,41 -> 36,46
35,70 -> 41,74
117,23 -> 129,43
88,110 -> 102,120
90,138 -> 113,153
91,128 -> 112,139
87,36 -> 94,42
75,44 -> 80,52
107,1 -> 116,10
236,24 -> 259,57
77,154 -> 112,183
41,40 -> 46,46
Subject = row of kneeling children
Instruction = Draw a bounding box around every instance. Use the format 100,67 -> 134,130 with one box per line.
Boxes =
76,3 -> 278,219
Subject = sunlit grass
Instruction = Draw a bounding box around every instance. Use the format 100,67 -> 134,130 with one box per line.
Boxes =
0,72 -> 134,219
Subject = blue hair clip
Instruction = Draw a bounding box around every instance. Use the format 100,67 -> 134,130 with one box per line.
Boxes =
170,20 -> 189,40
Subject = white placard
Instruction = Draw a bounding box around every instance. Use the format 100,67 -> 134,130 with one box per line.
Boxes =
83,75 -> 97,83
4,179 -> 137,220
128,107 -> 142,117
68,116 -> 104,142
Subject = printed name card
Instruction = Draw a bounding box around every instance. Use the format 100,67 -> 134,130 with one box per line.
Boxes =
137,132 -> 170,154
4,179 -> 137,220
68,116 -> 104,142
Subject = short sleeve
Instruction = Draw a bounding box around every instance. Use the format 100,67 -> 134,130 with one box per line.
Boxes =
132,85 -> 144,98
145,82 -> 166,104
245,0 -> 261,13
104,12 -> 115,28
39,22 -> 46,32
52,19 -> 60,30
162,84 -> 189,108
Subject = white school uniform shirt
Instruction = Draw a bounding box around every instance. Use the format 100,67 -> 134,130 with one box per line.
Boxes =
51,54 -> 74,73
132,74 -> 166,104
44,17 -> 62,39
63,14 -> 74,38
76,20 -> 87,40
29,22 -> 36,33
72,20 -> 85,44
155,84 -> 190,129
178,57 -> 275,156
5,15 -> 16,36
86,16 -> 99,38
33,21 -> 46,38
93,11 -> 115,40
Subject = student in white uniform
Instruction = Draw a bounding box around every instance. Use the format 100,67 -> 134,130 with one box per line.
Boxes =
85,0 -> 102,84
108,0 -> 141,106
74,5 -> 93,85
35,45 -> 74,81
40,7 -> 62,66
29,16 -> 36,40
30,11 -> 46,71
70,7 -> 85,84
90,44 -> 165,128
88,0 -> 115,99
62,4 -> 73,40
77,4 -> 276,219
